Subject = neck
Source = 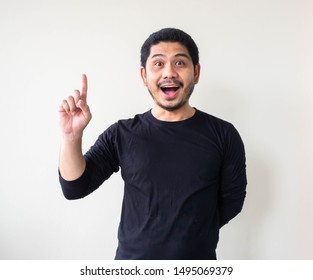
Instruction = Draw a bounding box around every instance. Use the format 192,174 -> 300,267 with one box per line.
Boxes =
151,105 -> 196,122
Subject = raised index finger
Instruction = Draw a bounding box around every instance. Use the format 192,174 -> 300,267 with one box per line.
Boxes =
81,73 -> 88,101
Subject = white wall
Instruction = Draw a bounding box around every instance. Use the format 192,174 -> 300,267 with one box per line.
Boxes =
0,0 -> 312,259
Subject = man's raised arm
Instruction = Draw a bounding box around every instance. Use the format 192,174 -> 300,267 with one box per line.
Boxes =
58,74 -> 92,181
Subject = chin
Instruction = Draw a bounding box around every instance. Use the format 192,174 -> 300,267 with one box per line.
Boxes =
159,101 -> 188,112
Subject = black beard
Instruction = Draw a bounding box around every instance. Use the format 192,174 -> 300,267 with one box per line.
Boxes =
148,82 -> 195,112
157,79 -> 184,89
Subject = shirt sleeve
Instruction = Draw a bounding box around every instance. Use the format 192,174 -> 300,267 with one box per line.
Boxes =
218,124 -> 247,227
59,123 -> 120,200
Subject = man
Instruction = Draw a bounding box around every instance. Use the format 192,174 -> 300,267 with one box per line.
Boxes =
58,28 -> 247,260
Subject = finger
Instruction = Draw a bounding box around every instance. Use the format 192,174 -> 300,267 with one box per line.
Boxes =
67,95 -> 78,113
77,99 -> 92,121
59,99 -> 70,114
81,74 -> 88,102
73,89 -> 81,104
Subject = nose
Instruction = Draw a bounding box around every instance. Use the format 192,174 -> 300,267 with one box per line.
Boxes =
162,63 -> 178,79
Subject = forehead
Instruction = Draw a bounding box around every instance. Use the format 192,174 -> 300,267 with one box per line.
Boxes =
148,42 -> 191,59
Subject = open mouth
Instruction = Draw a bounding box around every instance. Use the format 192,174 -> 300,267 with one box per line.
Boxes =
158,80 -> 183,99
161,86 -> 180,95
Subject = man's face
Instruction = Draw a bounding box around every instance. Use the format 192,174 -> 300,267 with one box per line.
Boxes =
141,42 -> 200,112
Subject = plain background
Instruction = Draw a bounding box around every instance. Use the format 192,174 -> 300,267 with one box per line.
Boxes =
0,0 -> 312,259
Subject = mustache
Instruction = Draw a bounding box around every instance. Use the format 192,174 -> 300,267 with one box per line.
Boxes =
157,79 -> 184,88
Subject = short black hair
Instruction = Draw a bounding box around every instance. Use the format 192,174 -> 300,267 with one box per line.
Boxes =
140,28 -> 199,68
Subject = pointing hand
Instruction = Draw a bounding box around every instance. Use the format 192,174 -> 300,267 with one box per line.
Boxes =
59,74 -> 92,138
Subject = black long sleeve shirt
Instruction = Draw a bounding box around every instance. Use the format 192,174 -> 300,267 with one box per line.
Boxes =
59,109 -> 247,259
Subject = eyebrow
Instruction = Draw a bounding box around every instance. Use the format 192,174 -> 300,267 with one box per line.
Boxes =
151,53 -> 191,59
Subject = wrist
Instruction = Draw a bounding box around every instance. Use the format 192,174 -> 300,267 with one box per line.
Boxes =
61,132 -> 83,143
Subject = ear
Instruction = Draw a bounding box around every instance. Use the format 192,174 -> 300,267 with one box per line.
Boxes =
140,66 -> 148,86
194,64 -> 201,84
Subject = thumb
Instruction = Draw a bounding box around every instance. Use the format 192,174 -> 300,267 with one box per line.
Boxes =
77,99 -> 92,120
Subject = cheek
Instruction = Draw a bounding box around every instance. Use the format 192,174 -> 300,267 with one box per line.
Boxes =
146,75 -> 159,87
182,75 -> 195,87
141,68 -> 157,86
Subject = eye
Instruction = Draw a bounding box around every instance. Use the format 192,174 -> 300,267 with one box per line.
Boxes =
175,61 -> 185,66
154,61 -> 163,67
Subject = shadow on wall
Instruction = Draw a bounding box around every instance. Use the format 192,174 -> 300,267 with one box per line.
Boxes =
244,155 -> 273,259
